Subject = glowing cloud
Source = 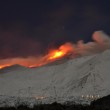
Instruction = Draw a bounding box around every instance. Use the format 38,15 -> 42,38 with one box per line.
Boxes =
0,31 -> 110,69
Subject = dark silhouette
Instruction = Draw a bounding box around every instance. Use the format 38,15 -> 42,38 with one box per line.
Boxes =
0,95 -> 110,110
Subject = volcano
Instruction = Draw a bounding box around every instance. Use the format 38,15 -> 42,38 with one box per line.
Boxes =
0,49 -> 110,106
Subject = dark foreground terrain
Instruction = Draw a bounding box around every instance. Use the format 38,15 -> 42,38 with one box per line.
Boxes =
0,95 -> 110,110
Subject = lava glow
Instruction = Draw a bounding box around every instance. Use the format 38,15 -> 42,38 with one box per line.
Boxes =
0,65 -> 11,69
48,42 -> 74,60
48,50 -> 65,60
0,31 -> 110,69
0,42 -> 74,69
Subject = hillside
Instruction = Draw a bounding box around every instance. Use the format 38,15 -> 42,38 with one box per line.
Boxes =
0,50 -> 110,106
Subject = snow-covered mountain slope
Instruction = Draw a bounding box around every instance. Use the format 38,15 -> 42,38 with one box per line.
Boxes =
0,50 -> 110,104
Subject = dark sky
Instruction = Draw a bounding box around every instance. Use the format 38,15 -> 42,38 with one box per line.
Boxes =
0,0 -> 110,59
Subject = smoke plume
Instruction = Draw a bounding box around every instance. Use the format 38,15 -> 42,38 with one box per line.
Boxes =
75,31 -> 110,56
0,31 -> 110,68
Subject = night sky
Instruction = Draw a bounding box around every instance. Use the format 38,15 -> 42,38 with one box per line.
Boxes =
0,0 -> 110,59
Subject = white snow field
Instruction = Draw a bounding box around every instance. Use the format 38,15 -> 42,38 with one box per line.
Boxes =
0,50 -> 110,106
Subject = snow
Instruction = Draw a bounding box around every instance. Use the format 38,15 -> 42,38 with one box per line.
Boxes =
0,50 -> 110,106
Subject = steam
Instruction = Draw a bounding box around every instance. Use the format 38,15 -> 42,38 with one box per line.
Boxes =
0,31 -> 110,68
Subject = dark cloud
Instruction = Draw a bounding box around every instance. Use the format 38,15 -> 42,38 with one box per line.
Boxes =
0,1 -> 110,59
0,27 -> 42,59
